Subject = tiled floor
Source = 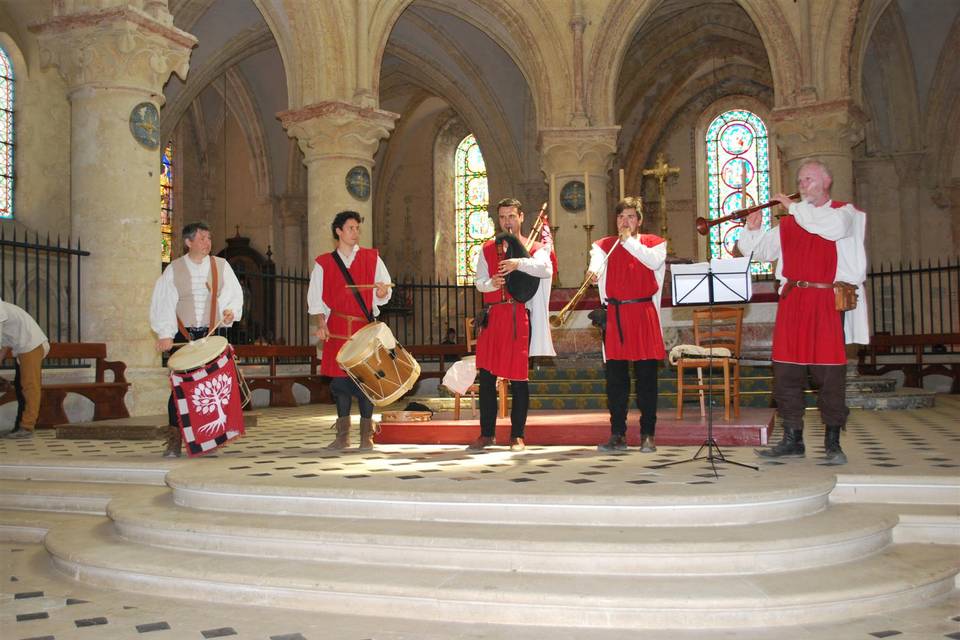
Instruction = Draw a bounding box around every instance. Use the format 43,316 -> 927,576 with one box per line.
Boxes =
1,397 -> 958,639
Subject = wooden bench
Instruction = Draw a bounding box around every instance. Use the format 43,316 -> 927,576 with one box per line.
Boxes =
232,344 -> 331,406
858,332 -> 960,393
406,344 -> 470,379
0,342 -> 130,427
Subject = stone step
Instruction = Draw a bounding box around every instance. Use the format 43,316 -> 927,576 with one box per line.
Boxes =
102,492 -> 895,575
165,465 -> 834,527
846,388 -> 937,410
845,375 -> 898,393
0,460 -> 170,485
43,523 -> 959,629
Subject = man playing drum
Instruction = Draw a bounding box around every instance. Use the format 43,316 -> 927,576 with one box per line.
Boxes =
150,221 -> 244,457
308,210 -> 392,450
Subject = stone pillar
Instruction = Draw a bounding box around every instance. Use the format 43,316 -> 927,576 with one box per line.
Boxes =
279,102 -> 398,261
892,151 -> 925,263
539,127 -> 619,287
277,195 -> 307,271
31,3 -> 196,415
770,101 -> 865,202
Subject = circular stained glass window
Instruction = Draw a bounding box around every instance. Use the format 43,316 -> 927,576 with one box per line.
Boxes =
720,123 -> 753,155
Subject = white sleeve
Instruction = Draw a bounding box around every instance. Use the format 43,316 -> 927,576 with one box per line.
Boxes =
588,242 -> 606,275
474,250 -> 499,293
622,235 -> 666,271
307,263 -> 329,318
149,267 -> 180,339
218,261 -> 244,325
372,257 -> 393,316
737,226 -> 781,264
517,245 -> 553,279
791,201 -> 854,241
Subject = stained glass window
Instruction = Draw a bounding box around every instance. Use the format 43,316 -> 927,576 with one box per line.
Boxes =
705,109 -> 771,274
160,142 -> 174,263
0,46 -> 14,219
455,134 -> 492,285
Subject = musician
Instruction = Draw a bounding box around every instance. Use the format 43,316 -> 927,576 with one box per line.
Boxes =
0,300 -> 50,439
308,210 -> 392,451
737,159 -> 868,465
468,198 -> 555,451
150,221 -> 244,458
589,197 -> 666,453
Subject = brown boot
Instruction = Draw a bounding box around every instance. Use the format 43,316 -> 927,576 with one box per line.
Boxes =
359,418 -> 379,450
325,417 -> 351,450
163,426 -> 182,458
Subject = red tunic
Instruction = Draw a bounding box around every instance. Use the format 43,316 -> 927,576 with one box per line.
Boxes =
475,237 -> 542,381
598,234 -> 666,361
772,209 -> 846,365
316,248 -> 378,377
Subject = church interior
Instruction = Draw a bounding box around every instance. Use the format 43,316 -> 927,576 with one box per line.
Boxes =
0,1 -> 958,638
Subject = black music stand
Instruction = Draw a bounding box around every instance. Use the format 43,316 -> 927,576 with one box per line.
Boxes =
653,256 -> 757,477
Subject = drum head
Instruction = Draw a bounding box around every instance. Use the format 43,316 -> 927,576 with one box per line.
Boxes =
337,322 -> 396,366
168,336 -> 229,372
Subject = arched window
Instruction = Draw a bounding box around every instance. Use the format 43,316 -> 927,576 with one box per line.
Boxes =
705,109 -> 771,274
454,134 -> 492,285
160,141 -> 174,263
0,46 -> 14,219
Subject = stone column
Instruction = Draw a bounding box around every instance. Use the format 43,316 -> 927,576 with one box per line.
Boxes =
31,3 -> 196,415
539,127 -> 619,288
770,101 -> 865,202
892,151 -> 925,263
279,102 -> 398,261
277,195 -> 307,271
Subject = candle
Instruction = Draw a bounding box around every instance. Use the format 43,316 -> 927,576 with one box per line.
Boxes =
584,171 -> 591,225
619,168 -> 625,200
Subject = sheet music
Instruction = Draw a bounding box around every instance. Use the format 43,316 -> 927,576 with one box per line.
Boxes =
671,256 -> 752,305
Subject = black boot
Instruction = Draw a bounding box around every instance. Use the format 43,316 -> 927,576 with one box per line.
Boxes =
823,426 -> 848,465
756,428 -> 805,458
163,426 -> 182,458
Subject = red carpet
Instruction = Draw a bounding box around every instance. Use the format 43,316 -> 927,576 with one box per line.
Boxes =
377,408 -> 774,447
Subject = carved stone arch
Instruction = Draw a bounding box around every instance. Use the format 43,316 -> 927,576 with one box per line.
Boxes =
433,113 -> 471,281
248,0 -> 305,107
370,0 -> 567,128
380,43 -> 523,187
0,31 -> 29,80
924,17 -> 960,189
215,67 -> 273,200
815,0 -> 861,101
848,0 -> 896,107
589,0 -> 800,126
857,3 -> 922,154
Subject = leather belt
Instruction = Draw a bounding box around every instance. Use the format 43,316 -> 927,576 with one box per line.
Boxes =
606,296 -> 653,344
483,300 -> 527,340
780,279 -> 833,300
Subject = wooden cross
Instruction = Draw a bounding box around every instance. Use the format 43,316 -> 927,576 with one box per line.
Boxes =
642,152 -> 680,253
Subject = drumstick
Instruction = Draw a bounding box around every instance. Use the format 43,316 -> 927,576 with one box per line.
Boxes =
345,283 -> 396,289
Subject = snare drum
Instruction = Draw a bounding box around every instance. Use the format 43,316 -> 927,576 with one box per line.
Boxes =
167,336 -> 248,456
336,322 -> 421,406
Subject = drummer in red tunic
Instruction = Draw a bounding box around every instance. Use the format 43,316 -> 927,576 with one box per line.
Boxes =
308,211 -> 392,451
467,198 -> 555,451
738,159 -> 868,465
590,197 -> 667,453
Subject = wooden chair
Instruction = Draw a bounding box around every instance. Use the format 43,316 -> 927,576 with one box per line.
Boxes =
453,317 -> 507,420
675,306 -> 744,421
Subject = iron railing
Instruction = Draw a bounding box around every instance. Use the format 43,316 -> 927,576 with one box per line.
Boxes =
0,225 -> 88,342
867,256 -> 959,350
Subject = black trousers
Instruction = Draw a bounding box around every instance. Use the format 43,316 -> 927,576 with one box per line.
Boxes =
167,327 -> 227,428
772,362 -> 848,431
330,375 -> 374,419
605,359 -> 659,437
478,368 -> 529,439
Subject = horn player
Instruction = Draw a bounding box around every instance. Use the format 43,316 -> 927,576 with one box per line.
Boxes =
467,198 -> 556,452
591,197 -> 667,454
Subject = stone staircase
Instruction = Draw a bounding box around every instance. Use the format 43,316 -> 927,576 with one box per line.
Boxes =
0,462 -> 957,631
423,362 -> 936,412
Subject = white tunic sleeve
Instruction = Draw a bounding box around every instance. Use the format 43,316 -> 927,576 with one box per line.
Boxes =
474,250 -> 499,293
372,257 -> 393,317
217,260 -> 244,326
737,225 -> 782,264
307,263 -> 329,318
149,266 -> 180,339
526,245 -> 556,357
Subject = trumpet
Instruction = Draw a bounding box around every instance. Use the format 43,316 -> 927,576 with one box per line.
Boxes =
695,192 -> 799,236
549,237 -> 622,328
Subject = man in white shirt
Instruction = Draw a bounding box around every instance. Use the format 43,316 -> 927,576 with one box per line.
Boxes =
0,300 -> 50,438
150,221 -> 244,457
308,211 -> 392,450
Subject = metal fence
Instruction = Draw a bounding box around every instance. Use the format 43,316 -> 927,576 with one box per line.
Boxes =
0,226 -> 88,342
867,256 -> 959,347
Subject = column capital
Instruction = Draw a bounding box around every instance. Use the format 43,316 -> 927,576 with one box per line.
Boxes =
770,100 -> 866,162
30,4 -> 196,98
538,126 -> 620,175
279,101 -> 399,165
